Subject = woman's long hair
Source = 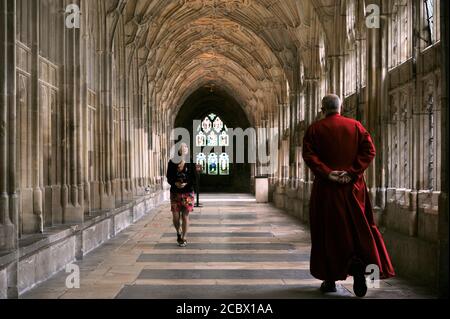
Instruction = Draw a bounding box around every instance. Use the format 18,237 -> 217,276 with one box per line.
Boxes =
176,143 -> 188,168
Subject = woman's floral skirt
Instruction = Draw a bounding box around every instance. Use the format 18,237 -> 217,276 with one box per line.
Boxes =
170,192 -> 195,214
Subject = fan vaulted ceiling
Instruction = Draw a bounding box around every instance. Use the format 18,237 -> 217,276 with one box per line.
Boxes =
103,0 -> 338,118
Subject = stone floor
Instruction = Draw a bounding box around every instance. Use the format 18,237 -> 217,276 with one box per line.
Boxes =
21,194 -> 437,299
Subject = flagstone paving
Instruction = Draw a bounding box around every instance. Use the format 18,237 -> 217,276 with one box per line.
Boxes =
21,194 -> 437,299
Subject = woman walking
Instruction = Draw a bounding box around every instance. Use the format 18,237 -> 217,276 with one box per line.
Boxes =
166,143 -> 197,247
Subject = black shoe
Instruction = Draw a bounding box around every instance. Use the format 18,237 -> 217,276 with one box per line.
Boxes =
353,274 -> 368,297
320,281 -> 337,293
177,233 -> 183,245
178,239 -> 187,247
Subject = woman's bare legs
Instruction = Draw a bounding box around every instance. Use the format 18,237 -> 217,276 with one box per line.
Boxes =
181,211 -> 189,241
172,211 -> 181,234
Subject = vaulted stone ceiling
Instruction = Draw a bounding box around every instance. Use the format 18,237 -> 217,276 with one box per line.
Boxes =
104,0 -> 338,121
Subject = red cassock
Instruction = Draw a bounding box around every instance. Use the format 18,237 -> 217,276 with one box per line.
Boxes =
302,113 -> 395,281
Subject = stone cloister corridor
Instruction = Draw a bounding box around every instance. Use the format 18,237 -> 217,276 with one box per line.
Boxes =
0,0 -> 449,300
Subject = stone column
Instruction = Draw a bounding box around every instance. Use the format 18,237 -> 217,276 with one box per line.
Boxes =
81,0 -> 90,213
63,0 -> 84,223
97,11 -> 115,209
366,0 -> 385,209
0,0 -> 17,252
125,80 -> 132,197
289,90 -> 296,188
0,0 -> 19,299
103,49 -> 115,207
0,0 -> 6,249
30,0 -> 43,233
328,55 -> 344,99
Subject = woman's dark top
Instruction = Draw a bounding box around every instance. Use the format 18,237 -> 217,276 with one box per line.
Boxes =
166,160 -> 197,194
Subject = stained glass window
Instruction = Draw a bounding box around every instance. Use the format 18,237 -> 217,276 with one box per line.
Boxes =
219,153 -> 230,175
196,153 -> 207,174
213,116 -> 223,133
208,153 -> 218,175
196,131 -> 206,147
195,113 -> 230,175
202,116 -> 212,133
219,131 -> 229,147
208,131 -> 218,146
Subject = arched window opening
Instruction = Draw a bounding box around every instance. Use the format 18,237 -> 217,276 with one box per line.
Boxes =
195,113 -> 230,176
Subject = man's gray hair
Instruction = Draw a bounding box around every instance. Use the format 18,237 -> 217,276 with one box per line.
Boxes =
322,94 -> 341,111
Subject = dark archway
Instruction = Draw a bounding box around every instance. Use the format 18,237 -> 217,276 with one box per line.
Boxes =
174,87 -> 252,193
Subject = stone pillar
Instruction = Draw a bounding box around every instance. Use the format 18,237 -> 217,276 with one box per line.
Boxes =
97,11 -> 116,209
328,55 -> 344,99
30,0 -> 43,233
0,0 -> 17,252
80,0 -> 90,214
289,90 -> 297,188
125,85 -> 133,197
1,0 -> 19,299
366,0 -> 385,210
63,0 -> 84,223
103,49 -> 115,208
0,0 -> 6,248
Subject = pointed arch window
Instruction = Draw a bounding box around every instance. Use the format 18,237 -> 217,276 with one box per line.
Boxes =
196,113 -> 230,175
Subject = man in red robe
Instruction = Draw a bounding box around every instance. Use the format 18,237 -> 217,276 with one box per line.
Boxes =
302,94 -> 395,297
